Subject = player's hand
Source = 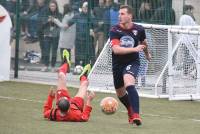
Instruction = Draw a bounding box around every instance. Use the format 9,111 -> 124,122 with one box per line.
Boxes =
48,16 -> 54,22
49,86 -> 55,98
135,45 -> 146,52
87,91 -> 95,101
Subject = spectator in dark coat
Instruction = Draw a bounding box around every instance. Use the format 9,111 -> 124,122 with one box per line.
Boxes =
151,0 -> 175,24
93,0 -> 106,57
67,2 -> 95,66
40,0 -> 62,72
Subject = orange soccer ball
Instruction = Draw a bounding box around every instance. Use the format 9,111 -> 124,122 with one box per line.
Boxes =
100,97 -> 118,114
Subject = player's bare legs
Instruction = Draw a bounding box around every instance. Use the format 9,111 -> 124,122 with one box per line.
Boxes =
123,74 -> 136,87
57,70 -> 68,90
57,49 -> 70,91
75,79 -> 89,98
75,64 -> 92,99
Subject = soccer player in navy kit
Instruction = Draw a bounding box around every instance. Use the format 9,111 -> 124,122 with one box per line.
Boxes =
109,5 -> 151,126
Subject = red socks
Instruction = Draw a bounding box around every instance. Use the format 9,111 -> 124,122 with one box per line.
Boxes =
59,63 -> 68,74
80,75 -> 87,82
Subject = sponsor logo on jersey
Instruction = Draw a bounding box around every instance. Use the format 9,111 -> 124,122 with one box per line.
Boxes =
132,30 -> 138,36
120,36 -> 135,48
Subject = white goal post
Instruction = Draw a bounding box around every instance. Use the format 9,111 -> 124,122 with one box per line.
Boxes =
88,23 -> 200,100
168,29 -> 200,100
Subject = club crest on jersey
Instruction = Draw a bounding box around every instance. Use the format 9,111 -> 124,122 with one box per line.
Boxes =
132,30 -> 138,36
120,36 -> 135,48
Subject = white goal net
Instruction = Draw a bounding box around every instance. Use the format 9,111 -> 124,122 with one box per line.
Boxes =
168,28 -> 200,100
88,23 -> 200,100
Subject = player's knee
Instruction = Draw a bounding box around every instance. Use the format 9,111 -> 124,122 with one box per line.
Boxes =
58,73 -> 65,81
124,74 -> 136,87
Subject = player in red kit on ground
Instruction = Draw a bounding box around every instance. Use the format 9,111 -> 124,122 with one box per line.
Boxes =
109,5 -> 151,126
43,49 -> 95,122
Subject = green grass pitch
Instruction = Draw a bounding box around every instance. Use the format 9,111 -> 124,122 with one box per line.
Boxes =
0,81 -> 200,134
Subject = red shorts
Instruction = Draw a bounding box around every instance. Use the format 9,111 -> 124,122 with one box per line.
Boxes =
56,89 -> 70,104
70,97 -> 84,111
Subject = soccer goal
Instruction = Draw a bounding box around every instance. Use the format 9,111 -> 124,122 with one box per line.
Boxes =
88,23 -> 200,100
167,28 -> 200,100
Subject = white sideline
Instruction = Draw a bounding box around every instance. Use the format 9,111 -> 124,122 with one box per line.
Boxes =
0,95 -> 43,103
0,95 -> 200,123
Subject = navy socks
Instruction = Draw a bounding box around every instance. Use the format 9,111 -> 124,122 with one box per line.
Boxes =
126,85 -> 139,113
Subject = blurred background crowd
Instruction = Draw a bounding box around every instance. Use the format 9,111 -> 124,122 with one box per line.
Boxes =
0,0 -> 199,73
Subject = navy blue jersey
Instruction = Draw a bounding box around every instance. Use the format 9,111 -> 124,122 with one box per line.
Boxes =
109,23 -> 146,66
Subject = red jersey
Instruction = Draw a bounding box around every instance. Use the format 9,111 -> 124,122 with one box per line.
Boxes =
43,89 -> 92,122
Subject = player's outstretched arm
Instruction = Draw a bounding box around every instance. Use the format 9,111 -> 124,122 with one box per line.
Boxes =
80,91 -> 95,121
43,88 -> 55,118
86,91 -> 95,106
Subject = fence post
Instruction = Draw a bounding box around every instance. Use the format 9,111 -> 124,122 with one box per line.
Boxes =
14,0 -> 21,78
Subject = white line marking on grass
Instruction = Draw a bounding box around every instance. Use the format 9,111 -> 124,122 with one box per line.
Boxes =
121,110 -> 176,119
191,119 -> 200,122
0,96 -> 43,103
143,113 -> 176,119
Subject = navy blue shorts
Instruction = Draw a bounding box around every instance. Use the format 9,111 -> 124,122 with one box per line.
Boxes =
112,62 -> 139,89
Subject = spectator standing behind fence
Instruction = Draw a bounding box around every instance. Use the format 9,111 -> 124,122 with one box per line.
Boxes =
24,0 -> 47,43
103,1 -> 120,39
40,0 -> 62,72
66,2 -> 95,66
179,5 -> 196,26
20,0 -> 36,37
109,2 -> 120,27
179,5 -> 197,77
151,0 -> 175,25
70,0 -> 86,14
52,3 -> 76,67
93,0 -> 106,57
103,0 -> 113,39
138,1 -> 152,23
